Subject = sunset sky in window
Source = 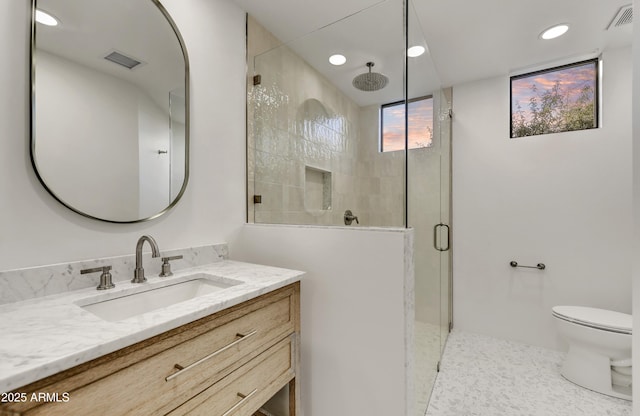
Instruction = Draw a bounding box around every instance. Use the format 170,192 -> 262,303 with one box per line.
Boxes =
382,97 -> 434,152
511,61 -> 597,124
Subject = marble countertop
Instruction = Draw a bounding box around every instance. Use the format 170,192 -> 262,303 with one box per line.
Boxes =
0,260 -> 303,393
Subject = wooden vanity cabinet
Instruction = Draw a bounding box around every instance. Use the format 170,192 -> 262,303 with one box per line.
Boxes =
0,282 -> 300,416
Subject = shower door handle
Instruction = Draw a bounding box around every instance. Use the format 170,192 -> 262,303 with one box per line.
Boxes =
433,223 -> 450,252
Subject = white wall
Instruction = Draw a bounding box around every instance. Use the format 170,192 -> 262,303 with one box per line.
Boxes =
631,0 -> 639,409
0,0 -> 246,269
232,225 -> 413,416
36,51 -> 141,220
452,46 -> 632,350
37,50 -> 177,221
138,91 -> 171,219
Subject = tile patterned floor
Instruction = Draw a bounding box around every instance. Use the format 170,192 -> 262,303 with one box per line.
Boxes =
425,330 -> 632,416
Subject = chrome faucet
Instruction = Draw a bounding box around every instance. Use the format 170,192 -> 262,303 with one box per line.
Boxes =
132,235 -> 160,283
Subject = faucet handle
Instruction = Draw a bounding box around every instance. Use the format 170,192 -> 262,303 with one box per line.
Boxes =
81,266 -> 115,290
160,255 -> 183,277
344,210 -> 359,225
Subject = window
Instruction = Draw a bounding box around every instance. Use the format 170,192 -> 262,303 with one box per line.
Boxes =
510,59 -> 599,138
381,96 -> 433,152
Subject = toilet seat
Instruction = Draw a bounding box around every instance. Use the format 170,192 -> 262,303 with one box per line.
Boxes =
552,306 -> 632,335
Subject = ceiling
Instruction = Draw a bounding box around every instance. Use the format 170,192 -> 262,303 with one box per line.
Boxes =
233,0 -> 632,105
415,0 -> 632,86
36,0 -> 186,112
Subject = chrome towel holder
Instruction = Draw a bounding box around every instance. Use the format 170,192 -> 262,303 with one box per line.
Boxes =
510,261 -> 546,270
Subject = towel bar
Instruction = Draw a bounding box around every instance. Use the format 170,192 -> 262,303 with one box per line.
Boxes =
510,261 -> 545,270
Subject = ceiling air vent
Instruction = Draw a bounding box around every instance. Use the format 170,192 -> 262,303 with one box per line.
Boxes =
104,51 -> 142,69
607,4 -> 632,29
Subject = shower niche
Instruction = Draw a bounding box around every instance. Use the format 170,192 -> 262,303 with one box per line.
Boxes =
304,166 -> 331,211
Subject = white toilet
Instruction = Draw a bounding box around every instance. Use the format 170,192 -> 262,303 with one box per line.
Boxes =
552,305 -> 632,400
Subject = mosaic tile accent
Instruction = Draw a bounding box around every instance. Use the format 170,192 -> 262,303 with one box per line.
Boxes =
426,330 -> 632,416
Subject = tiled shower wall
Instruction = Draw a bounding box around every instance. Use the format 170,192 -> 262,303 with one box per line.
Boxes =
247,17 -> 405,226
356,105 -> 405,226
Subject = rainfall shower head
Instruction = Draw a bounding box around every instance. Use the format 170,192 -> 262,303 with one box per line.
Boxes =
352,62 -> 388,92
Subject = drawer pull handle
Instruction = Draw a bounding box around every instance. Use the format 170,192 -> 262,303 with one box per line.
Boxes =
165,330 -> 258,382
222,389 -> 258,416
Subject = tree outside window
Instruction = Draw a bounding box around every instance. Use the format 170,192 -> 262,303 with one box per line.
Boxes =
510,59 -> 598,138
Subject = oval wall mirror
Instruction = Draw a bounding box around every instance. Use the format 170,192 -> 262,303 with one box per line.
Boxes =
31,0 -> 189,223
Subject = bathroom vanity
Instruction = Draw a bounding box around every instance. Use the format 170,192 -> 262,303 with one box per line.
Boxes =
0,252 -> 302,416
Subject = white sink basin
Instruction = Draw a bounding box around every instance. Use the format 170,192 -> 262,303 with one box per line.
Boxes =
78,273 -> 241,322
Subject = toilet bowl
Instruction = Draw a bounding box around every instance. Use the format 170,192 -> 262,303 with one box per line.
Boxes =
552,306 -> 632,400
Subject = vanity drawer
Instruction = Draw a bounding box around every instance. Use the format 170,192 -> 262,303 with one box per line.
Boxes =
1,284 -> 299,416
168,336 -> 295,416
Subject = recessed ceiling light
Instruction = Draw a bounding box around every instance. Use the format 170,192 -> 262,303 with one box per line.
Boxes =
35,9 -> 59,26
329,54 -> 346,66
540,24 -> 569,40
407,45 -> 426,58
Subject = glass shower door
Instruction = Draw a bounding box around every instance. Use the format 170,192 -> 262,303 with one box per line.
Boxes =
410,148 -> 443,414
407,0 -> 452,411
408,88 -> 452,415
438,88 -> 453,356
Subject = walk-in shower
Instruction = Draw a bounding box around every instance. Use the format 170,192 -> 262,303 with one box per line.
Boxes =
246,0 -> 452,413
